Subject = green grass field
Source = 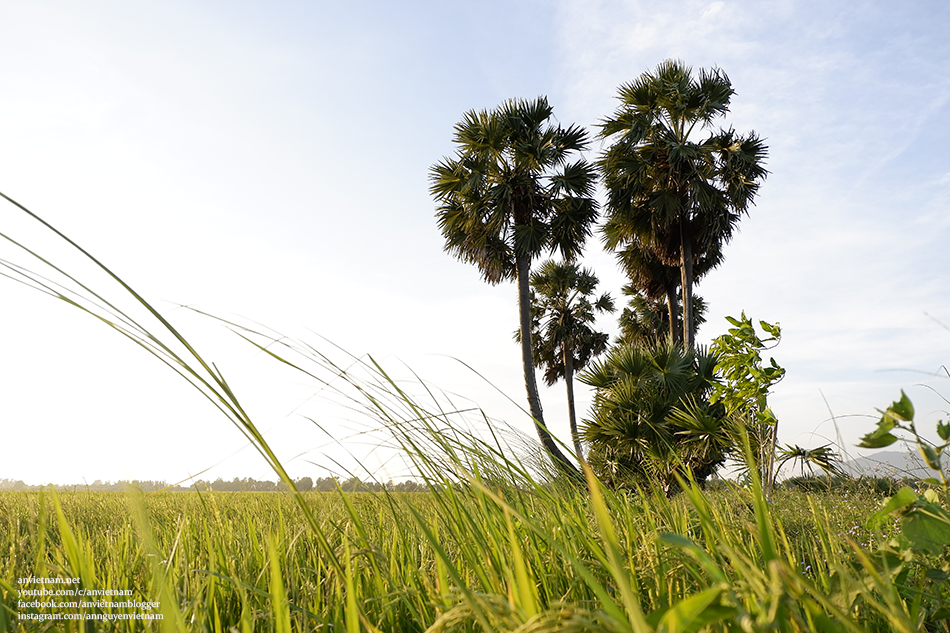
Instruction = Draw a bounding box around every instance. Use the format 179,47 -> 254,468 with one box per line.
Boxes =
1,477 -> 937,632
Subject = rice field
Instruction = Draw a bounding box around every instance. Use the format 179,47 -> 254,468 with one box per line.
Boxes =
0,470 -> 940,632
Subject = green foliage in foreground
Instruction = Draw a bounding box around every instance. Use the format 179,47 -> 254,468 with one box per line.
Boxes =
857,392 -> 950,621
1,474 -> 945,632
710,314 -> 785,495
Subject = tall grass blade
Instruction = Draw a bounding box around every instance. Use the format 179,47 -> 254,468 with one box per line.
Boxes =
267,535 -> 292,633
583,466 -> 651,632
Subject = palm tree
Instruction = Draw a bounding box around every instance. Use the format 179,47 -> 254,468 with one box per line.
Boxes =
430,97 -> 599,477
579,340 -> 727,494
618,287 -> 706,347
614,242 -> 683,343
599,60 -> 768,347
517,260 -> 614,462
776,444 -> 844,480
614,237 -> 722,345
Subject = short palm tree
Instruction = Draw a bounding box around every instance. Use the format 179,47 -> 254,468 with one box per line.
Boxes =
518,260 -> 614,461
777,444 -> 844,479
579,340 -> 727,493
430,97 -> 599,477
599,60 -> 768,347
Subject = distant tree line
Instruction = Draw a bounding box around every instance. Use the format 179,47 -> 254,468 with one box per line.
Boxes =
0,476 -> 427,493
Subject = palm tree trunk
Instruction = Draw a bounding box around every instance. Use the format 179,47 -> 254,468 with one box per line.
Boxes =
562,343 -> 584,462
679,220 -> 694,348
665,280 -> 680,344
516,253 -> 579,478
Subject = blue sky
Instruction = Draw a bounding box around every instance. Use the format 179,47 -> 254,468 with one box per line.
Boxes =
1,0 -> 948,485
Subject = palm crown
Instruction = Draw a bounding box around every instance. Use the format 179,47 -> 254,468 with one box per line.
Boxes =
431,97 -> 599,283
525,260 -> 614,387
599,60 -> 768,347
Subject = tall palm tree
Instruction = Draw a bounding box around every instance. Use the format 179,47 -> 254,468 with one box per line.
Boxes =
430,97 -> 599,477
599,60 -> 768,347
517,260 -> 614,461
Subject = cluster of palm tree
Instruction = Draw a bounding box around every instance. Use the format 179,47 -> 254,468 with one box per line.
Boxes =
430,60 -> 771,482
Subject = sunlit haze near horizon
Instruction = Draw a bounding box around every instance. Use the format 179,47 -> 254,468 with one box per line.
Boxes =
2,0 -> 949,486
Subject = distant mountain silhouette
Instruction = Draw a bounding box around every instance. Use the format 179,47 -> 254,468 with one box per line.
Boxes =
842,449 -> 948,480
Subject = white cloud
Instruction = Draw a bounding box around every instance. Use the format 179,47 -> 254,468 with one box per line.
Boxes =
702,2 -> 725,18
